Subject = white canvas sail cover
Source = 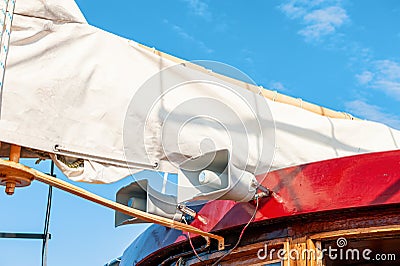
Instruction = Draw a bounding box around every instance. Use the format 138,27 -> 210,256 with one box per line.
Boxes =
1,0 -> 399,183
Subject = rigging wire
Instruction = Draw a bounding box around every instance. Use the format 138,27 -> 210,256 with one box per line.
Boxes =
211,197 -> 259,266
41,161 -> 55,266
0,0 -> 16,118
183,216 -> 204,263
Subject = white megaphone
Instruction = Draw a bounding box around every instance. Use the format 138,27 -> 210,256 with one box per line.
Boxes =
115,179 -> 182,226
177,149 -> 258,203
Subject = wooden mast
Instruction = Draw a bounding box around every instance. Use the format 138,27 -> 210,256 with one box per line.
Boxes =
0,144 -> 34,195
5,144 -> 21,194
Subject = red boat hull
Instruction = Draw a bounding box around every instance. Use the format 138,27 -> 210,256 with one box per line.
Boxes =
120,150 -> 400,265
189,149 -> 400,232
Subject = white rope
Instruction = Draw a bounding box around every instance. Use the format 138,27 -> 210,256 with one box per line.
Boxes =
258,85 -> 264,96
0,0 -> 16,117
161,172 -> 168,194
0,0 -> 10,84
272,90 -> 278,101
0,1 -> 9,41
297,98 -> 303,108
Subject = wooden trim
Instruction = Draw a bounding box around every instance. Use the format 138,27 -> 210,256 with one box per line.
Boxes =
233,237 -> 288,254
306,225 -> 400,266
9,144 -> 21,163
306,239 -> 322,266
289,238 -> 307,266
184,238 -> 289,265
283,241 -> 290,266
309,225 -> 400,241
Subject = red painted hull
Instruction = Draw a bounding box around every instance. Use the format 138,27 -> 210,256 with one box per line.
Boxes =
121,150 -> 400,264
186,150 -> 400,235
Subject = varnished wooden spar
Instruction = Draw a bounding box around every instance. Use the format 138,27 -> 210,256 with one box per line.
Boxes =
0,158 -> 225,250
137,43 -> 358,120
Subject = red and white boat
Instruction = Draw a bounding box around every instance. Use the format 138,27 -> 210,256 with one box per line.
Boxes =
0,1 -> 399,265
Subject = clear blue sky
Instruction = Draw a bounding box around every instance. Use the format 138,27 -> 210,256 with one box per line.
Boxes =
1,1 -> 400,265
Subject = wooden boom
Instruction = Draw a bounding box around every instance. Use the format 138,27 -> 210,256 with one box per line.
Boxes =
0,158 -> 225,250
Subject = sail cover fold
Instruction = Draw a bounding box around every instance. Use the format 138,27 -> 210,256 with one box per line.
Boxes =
1,0 -> 399,183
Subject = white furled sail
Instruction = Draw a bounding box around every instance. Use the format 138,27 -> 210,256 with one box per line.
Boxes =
1,0 -> 399,183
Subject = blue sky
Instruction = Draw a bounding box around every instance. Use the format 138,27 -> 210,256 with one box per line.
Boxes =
1,1 -> 399,265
